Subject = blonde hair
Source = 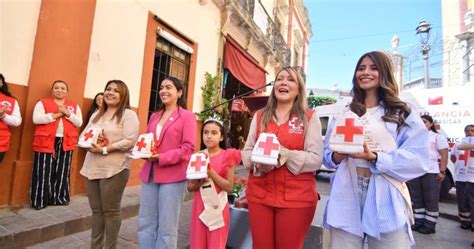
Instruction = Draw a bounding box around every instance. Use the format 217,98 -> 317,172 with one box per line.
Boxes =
260,67 -> 308,133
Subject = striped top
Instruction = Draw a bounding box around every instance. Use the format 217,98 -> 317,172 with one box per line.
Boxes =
323,107 -> 429,244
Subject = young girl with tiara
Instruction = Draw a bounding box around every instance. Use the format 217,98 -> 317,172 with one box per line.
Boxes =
187,117 -> 241,249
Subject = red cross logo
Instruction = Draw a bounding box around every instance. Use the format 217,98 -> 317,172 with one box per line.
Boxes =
191,155 -> 207,171
289,117 -> 303,130
335,118 -> 364,142
135,138 -> 147,151
458,150 -> 474,166
258,136 -> 279,155
83,129 -> 94,141
1,101 -> 11,111
67,106 -> 75,113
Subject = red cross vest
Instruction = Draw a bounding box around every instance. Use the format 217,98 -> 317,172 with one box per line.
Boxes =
246,109 -> 318,208
32,98 -> 79,153
0,93 -> 16,152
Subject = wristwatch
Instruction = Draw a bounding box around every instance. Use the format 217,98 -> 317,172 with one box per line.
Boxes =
102,146 -> 108,155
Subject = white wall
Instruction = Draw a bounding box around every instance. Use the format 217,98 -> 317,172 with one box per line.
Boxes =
85,0 -> 221,111
0,0 -> 41,86
146,0 -> 221,112
84,0 -> 148,107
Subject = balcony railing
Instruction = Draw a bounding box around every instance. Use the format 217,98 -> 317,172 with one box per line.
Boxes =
267,22 -> 291,67
227,0 -> 291,67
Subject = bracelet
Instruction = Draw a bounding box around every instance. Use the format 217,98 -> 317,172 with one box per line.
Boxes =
370,152 -> 378,164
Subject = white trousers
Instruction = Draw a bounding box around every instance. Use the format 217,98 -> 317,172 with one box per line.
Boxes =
329,226 -> 410,249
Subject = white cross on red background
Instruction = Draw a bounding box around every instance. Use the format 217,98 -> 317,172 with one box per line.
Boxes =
289,117 -> 303,129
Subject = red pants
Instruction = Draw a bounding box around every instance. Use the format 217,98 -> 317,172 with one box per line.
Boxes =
248,202 -> 316,249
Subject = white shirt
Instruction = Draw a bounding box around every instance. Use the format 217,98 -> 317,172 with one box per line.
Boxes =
452,137 -> 474,182
426,131 -> 449,174
323,107 -> 430,245
155,124 -> 163,139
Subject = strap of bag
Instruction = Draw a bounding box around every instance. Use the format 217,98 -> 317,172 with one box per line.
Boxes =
382,174 -> 415,225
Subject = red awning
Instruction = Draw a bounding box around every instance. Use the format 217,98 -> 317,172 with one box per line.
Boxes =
224,36 -> 266,90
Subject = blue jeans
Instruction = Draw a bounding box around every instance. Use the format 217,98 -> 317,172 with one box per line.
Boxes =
357,175 -> 370,217
138,181 -> 186,249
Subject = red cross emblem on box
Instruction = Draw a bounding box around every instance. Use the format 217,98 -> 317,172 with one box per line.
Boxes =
335,118 -> 364,142
191,155 -> 207,171
135,137 -> 147,152
258,136 -> 280,156
83,129 -> 95,141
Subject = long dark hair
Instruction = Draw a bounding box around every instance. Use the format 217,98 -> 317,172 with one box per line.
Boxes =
155,77 -> 187,112
92,80 -> 131,124
85,92 -> 103,125
200,120 -> 227,150
0,74 -> 13,97
350,51 -> 410,129
421,114 -> 437,133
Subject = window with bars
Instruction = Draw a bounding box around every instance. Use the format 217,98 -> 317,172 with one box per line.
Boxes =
148,36 -> 191,118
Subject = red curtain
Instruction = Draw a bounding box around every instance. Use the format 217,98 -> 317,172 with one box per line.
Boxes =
224,36 -> 266,90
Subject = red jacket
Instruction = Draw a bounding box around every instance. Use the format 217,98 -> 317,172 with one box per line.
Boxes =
246,110 -> 318,208
0,93 -> 16,152
32,98 -> 79,153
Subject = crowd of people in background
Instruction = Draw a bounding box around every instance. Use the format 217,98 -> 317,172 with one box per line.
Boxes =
1,50 -> 473,249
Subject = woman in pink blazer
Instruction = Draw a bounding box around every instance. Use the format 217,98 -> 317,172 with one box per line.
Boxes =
137,77 -> 196,248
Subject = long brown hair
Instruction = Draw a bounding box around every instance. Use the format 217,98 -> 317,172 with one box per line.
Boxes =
350,51 -> 410,128
92,80 -> 131,124
260,67 -> 308,133
0,74 -> 13,97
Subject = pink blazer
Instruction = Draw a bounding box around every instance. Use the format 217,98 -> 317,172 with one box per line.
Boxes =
139,107 -> 196,183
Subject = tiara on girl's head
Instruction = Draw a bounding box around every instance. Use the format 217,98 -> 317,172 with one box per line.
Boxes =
204,115 -> 224,127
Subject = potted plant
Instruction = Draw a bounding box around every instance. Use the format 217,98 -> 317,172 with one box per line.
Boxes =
229,175 -> 248,205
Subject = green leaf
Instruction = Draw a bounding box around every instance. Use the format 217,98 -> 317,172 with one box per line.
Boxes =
307,95 -> 336,109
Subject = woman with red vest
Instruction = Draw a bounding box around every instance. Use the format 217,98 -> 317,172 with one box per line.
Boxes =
242,67 -> 324,249
31,80 -> 82,210
0,73 -> 22,163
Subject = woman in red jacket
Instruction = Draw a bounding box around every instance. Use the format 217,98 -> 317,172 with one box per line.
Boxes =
0,74 -> 22,163
242,67 -> 324,249
31,80 -> 82,210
